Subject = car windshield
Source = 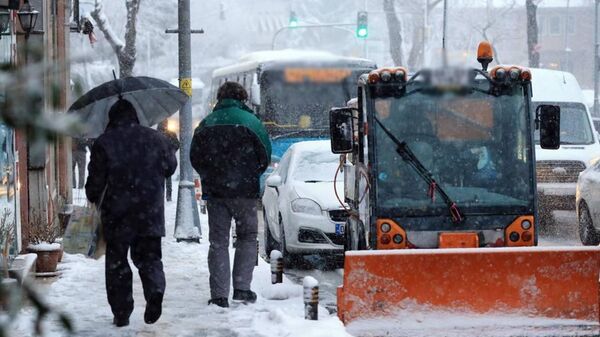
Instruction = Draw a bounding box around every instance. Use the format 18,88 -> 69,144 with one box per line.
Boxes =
293,149 -> 340,182
373,80 -> 534,216
533,102 -> 593,145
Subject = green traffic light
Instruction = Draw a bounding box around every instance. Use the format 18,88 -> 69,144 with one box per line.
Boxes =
357,27 -> 368,38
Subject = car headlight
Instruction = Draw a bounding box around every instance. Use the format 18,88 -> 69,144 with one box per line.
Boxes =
291,198 -> 322,215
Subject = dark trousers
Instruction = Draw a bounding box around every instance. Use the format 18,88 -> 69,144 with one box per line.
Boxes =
165,176 -> 172,201
105,236 -> 165,319
72,151 -> 86,189
207,199 -> 258,299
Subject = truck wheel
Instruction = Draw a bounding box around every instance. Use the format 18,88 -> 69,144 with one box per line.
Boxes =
263,209 -> 278,260
579,203 -> 600,245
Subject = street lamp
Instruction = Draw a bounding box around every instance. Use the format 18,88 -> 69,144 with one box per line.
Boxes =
17,0 -> 38,39
0,10 -> 9,40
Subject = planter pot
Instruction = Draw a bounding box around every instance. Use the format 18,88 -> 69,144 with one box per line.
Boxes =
55,239 -> 64,262
27,243 -> 61,274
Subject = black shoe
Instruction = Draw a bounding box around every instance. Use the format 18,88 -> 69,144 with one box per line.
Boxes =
144,294 -> 163,324
232,289 -> 257,303
208,297 -> 229,308
113,317 -> 129,327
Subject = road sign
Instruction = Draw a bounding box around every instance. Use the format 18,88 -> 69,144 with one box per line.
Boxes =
180,78 -> 192,96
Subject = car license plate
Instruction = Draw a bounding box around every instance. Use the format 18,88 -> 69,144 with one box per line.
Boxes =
335,223 -> 345,235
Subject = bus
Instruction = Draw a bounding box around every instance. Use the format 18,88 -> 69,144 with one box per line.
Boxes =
209,50 -> 376,163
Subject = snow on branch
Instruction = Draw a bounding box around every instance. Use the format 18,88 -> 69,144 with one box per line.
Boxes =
90,0 -> 125,54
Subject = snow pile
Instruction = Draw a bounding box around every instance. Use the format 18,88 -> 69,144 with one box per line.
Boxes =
26,243 -> 61,252
346,305 -> 600,337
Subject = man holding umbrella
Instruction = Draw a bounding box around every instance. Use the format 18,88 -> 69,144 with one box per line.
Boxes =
85,98 -> 177,327
69,75 -> 188,327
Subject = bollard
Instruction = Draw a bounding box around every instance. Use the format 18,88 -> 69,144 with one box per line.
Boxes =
303,276 -> 319,320
270,250 -> 283,284
256,239 -> 259,266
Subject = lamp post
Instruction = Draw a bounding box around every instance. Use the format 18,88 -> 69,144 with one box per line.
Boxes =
17,0 -> 38,40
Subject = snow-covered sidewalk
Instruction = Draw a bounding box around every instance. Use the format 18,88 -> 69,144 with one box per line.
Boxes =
12,197 -> 350,337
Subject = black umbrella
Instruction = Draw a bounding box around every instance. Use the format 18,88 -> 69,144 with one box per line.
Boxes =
68,76 -> 189,138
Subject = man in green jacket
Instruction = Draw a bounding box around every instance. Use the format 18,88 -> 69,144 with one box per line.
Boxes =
190,82 -> 271,308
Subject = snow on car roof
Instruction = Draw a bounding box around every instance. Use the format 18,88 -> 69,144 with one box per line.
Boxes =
212,49 -> 374,78
530,68 -> 586,104
288,140 -> 333,154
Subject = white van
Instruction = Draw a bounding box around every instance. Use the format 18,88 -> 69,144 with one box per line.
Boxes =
531,69 -> 600,227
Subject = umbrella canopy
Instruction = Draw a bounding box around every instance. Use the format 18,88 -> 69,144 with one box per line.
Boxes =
68,76 -> 189,138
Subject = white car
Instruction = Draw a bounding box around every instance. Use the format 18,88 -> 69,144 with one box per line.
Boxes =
576,161 -> 600,245
262,141 -> 346,263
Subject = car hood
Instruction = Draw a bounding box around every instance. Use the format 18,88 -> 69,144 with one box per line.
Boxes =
292,180 -> 345,211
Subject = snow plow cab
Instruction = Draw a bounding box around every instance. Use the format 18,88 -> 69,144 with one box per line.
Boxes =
330,42 -> 600,324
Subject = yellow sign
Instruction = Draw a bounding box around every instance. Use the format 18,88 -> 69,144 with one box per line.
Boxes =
180,78 -> 192,96
284,68 -> 351,83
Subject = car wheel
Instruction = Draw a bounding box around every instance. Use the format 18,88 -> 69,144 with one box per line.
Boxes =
279,217 -> 301,268
579,203 -> 600,246
263,209 -> 278,260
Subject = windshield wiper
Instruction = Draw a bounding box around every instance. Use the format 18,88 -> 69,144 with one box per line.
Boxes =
374,116 -> 464,223
304,180 -> 323,183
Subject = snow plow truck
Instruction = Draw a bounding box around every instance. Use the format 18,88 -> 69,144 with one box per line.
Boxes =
329,42 -> 600,324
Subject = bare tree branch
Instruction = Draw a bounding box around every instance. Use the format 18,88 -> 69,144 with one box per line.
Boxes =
120,0 -> 142,77
90,0 -> 141,78
384,0 -> 403,66
90,0 -> 124,56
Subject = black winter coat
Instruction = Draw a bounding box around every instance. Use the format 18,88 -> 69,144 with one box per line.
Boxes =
85,99 -> 178,242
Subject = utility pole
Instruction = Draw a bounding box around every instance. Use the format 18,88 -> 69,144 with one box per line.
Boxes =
442,0 -> 448,66
563,0 -> 571,71
167,0 -> 204,242
595,0 -> 599,116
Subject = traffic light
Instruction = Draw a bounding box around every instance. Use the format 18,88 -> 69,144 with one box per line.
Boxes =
289,10 -> 298,28
356,11 -> 368,38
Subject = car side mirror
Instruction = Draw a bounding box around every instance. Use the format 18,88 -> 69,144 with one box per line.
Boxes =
266,175 -> 282,188
536,104 -> 560,150
329,108 -> 354,154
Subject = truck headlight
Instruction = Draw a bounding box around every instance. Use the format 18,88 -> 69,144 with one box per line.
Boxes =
291,198 -> 322,215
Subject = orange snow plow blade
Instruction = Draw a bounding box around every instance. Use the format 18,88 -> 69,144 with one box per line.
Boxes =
337,247 -> 600,324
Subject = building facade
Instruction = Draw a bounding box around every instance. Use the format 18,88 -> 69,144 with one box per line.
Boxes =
0,0 -> 72,254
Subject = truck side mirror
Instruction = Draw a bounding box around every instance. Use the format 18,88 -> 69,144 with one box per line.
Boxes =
329,108 -> 354,154
536,104 -> 560,150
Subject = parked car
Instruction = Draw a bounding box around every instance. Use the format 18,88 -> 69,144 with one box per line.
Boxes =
531,69 -> 600,229
262,140 -> 346,263
576,161 -> 600,245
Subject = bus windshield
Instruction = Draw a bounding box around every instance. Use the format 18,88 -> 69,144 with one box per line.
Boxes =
373,81 -> 534,216
260,68 -> 367,138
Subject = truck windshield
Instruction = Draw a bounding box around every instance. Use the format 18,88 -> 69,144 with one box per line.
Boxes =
373,82 -> 534,216
533,102 -> 594,145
